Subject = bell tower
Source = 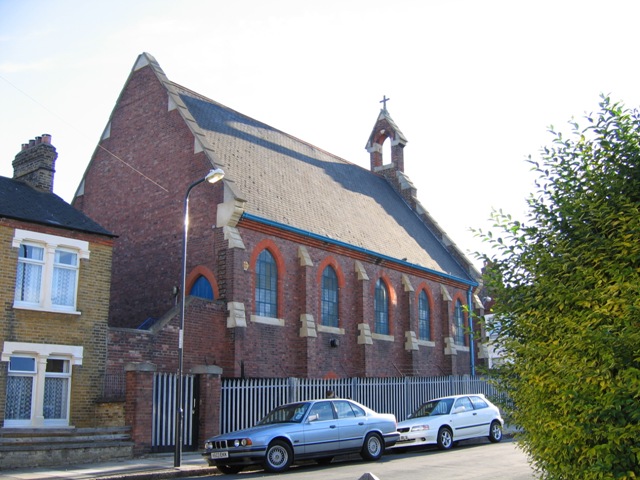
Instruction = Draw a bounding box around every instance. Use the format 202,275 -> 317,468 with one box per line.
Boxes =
365,96 -> 416,207
365,96 -> 408,173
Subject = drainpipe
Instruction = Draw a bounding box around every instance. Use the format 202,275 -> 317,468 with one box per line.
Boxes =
467,287 -> 476,376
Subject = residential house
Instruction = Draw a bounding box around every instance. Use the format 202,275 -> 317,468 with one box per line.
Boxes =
0,135 -> 128,468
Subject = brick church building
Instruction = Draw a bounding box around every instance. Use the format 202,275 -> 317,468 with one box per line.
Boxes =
73,52 -> 484,383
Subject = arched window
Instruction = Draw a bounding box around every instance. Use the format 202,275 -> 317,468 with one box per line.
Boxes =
454,299 -> 465,345
383,137 -> 392,166
374,278 -> 389,334
418,290 -> 430,340
190,275 -> 213,300
321,266 -> 339,327
255,249 -> 277,317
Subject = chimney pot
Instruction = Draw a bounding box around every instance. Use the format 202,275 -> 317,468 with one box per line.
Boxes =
13,134 -> 58,192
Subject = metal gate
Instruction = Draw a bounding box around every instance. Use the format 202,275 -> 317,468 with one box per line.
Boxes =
152,373 -> 198,452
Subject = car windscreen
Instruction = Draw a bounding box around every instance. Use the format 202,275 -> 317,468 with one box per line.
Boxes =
412,398 -> 455,417
257,402 -> 311,425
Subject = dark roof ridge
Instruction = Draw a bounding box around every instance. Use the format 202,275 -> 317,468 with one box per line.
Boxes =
0,176 -> 114,237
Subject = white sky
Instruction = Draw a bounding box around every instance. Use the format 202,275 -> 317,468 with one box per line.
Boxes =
2,0 -> 640,269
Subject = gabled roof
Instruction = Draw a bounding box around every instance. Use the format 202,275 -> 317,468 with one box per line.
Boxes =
0,176 -> 113,236
133,53 -> 476,283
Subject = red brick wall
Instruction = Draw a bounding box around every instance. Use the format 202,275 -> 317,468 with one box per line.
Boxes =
218,224 -> 473,379
102,205 -> 478,380
125,367 -> 154,455
106,244 -> 475,381
198,372 -> 222,442
74,64 -> 222,329
75,62 -> 480,381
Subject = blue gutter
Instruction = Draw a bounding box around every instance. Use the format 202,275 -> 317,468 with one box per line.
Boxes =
241,212 -> 478,288
467,287 -> 476,376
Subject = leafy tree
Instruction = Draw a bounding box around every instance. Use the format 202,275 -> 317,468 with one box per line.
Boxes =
477,96 -> 640,479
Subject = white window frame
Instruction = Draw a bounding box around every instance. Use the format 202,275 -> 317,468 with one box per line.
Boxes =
43,356 -> 72,426
5,356 -> 36,427
12,229 -> 90,314
2,342 -> 83,428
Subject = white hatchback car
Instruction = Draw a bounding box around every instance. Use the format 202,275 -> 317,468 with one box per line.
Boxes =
391,394 -> 503,450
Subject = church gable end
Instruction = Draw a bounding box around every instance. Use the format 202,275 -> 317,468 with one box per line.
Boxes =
72,53 -> 483,385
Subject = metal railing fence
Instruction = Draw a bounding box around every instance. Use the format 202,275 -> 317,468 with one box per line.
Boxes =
220,375 -> 503,434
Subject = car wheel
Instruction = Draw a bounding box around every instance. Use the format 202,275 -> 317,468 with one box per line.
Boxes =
216,464 -> 243,474
360,432 -> 384,461
436,427 -> 453,450
489,421 -> 503,443
264,440 -> 293,473
316,456 -> 334,465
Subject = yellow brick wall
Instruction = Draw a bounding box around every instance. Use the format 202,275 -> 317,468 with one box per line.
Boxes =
0,220 -> 114,428
95,401 -> 126,427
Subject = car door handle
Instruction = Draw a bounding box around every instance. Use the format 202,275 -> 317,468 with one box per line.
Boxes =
358,422 -> 365,425
330,425 -> 337,429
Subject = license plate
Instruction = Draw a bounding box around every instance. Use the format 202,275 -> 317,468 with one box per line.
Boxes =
210,451 -> 229,459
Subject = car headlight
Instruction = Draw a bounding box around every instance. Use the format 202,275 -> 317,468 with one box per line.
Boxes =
233,438 -> 252,447
410,425 -> 430,432
205,441 -> 213,449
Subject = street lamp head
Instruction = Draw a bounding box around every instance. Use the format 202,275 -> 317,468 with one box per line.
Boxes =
205,168 -> 225,184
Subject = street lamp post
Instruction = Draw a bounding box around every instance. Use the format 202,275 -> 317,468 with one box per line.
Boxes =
174,168 -> 225,468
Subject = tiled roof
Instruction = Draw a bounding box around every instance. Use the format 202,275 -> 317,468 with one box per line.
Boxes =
0,176 -> 113,236
173,85 -> 471,281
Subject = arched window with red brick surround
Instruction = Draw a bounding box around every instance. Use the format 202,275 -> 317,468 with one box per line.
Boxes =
255,249 -> 278,318
250,240 -> 285,321
316,257 -> 345,328
190,276 -> 213,299
374,278 -> 390,334
186,265 -> 220,300
321,266 -> 339,327
418,289 -> 431,341
454,298 -> 466,345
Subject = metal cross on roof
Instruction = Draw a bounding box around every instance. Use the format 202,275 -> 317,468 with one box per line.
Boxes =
380,95 -> 390,111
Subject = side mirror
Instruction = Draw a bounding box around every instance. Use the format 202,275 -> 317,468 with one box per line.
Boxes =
308,414 -> 319,422
453,406 -> 466,414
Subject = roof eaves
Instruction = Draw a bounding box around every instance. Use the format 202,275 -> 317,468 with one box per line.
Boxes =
242,212 -> 478,287
0,212 -> 116,238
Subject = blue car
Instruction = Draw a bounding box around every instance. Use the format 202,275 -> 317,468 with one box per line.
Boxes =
203,398 -> 400,474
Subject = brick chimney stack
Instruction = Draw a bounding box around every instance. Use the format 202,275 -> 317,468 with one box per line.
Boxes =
12,134 -> 57,192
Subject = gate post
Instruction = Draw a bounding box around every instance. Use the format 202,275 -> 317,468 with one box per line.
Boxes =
124,362 -> 157,455
193,365 -> 223,449
288,377 -> 299,403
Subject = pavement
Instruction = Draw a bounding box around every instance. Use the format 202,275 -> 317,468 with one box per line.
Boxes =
0,452 -> 216,480
1,426 -> 520,480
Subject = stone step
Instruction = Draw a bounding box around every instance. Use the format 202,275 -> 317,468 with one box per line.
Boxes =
0,427 -> 134,469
